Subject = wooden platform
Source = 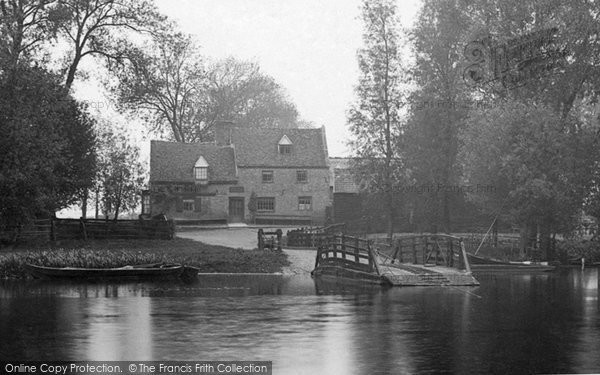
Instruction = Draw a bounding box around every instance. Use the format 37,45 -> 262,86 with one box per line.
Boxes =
311,234 -> 479,287
377,261 -> 479,286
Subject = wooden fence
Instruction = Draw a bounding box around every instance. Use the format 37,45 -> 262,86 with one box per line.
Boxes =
286,223 -> 346,248
0,218 -> 175,243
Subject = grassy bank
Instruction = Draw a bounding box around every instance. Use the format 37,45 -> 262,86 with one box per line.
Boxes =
0,238 -> 290,279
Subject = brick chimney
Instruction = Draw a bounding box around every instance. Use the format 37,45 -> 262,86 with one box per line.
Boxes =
214,120 -> 235,146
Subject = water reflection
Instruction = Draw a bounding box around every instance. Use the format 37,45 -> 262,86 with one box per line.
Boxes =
0,269 -> 599,374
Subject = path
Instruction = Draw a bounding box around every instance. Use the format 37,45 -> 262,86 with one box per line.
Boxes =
177,228 -> 316,275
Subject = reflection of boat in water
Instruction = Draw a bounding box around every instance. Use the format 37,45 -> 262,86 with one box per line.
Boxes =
24,263 -> 199,281
313,276 -> 391,295
467,253 -> 556,272
567,257 -> 600,267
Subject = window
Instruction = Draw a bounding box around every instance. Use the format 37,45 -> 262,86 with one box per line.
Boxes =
194,167 -> 208,180
298,196 -> 312,211
278,135 -> 293,154
257,197 -> 275,211
279,144 -> 292,154
183,199 -> 195,212
262,170 -> 274,183
194,156 -> 209,184
296,170 -> 308,183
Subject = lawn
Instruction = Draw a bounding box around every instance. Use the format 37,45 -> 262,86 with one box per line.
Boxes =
0,238 -> 290,279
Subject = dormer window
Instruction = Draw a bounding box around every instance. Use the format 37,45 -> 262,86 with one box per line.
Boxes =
278,135 -> 293,154
194,156 -> 208,184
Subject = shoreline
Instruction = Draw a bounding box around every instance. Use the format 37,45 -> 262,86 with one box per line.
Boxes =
0,237 -> 290,280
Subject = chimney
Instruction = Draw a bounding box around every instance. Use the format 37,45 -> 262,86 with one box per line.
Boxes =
214,120 -> 235,146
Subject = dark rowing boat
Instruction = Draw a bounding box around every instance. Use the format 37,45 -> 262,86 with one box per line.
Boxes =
24,263 -> 198,281
467,253 -> 556,272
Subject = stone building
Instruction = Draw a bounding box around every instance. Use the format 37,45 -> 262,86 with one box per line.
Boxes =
143,122 -> 330,225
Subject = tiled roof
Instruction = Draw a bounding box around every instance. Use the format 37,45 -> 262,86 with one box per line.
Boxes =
230,127 -> 328,167
150,141 -> 237,182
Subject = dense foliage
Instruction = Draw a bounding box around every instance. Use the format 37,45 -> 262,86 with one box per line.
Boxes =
0,66 -> 97,227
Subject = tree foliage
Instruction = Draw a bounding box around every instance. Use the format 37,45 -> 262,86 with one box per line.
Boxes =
402,0 -> 476,232
111,31 -> 300,143
0,65 -> 97,226
53,0 -> 166,90
0,0 -> 60,68
347,0 -> 406,239
93,126 -> 145,220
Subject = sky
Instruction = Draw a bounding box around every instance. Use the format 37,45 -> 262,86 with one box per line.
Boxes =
153,0 -> 422,157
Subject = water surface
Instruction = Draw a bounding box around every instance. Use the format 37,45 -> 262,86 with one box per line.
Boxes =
1,269 -> 598,374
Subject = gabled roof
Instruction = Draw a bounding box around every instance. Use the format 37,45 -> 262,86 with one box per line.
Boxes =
278,135 -> 293,145
150,141 -> 237,183
230,127 -> 329,168
194,156 -> 209,168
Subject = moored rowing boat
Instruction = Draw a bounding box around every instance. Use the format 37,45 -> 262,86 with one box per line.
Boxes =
24,263 -> 190,280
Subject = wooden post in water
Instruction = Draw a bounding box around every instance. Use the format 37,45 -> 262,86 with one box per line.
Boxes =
424,237 -> 428,265
392,239 -> 401,264
460,239 -> 472,273
448,239 -> 454,267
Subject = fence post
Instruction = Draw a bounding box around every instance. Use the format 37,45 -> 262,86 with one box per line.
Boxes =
412,237 -> 417,264
80,217 -> 88,241
448,239 -> 454,267
258,229 -> 264,251
424,237 -> 428,265
50,219 -> 56,242
354,237 -> 360,263
276,229 -> 282,251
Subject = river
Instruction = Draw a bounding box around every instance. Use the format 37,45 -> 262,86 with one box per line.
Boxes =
0,268 -> 598,374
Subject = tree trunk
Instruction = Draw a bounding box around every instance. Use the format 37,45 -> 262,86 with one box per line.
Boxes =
519,223 -> 528,258
95,187 -> 100,219
81,190 -> 88,219
539,219 -> 553,260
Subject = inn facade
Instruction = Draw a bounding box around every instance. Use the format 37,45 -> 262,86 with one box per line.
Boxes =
143,122 -> 330,225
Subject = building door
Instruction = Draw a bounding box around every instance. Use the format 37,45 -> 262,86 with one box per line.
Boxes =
228,197 -> 245,223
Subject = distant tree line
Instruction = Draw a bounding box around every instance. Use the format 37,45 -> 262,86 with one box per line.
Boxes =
348,0 -> 600,259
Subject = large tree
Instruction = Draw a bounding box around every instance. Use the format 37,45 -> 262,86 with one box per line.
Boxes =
347,0 -> 406,240
111,31 -> 300,143
461,99 -> 598,258
402,0 -> 475,233
0,65 -> 97,228
53,0 -> 166,90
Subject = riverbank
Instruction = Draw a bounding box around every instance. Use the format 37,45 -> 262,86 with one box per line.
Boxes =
0,237 -> 290,279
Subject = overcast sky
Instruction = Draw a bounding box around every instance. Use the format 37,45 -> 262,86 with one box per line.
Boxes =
154,0 -> 421,156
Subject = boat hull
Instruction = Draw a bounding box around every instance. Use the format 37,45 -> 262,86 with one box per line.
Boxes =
467,253 -> 556,272
25,263 -> 185,280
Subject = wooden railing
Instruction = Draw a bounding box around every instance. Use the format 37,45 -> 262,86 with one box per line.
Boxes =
373,234 -> 471,273
287,223 -> 346,248
314,234 -> 381,275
